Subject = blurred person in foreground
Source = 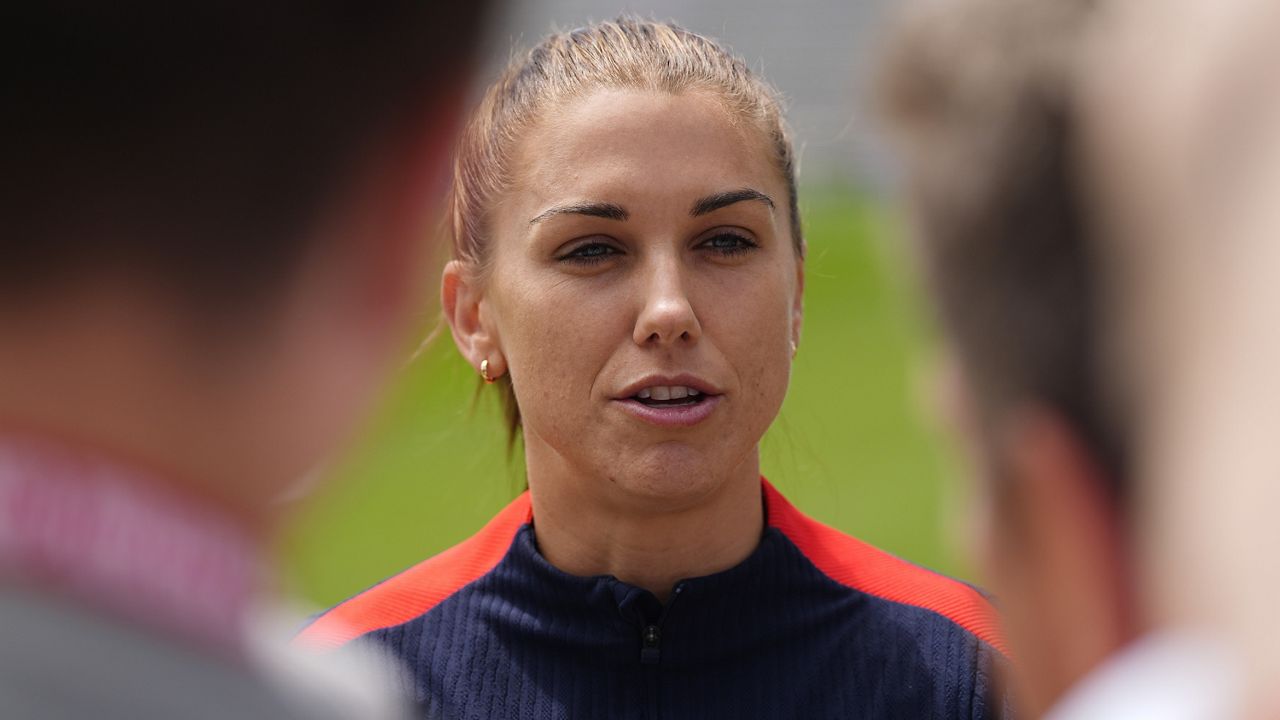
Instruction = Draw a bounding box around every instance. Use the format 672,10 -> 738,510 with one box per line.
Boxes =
878,0 -> 1240,717
0,3 -> 489,717
1083,0 -> 1280,715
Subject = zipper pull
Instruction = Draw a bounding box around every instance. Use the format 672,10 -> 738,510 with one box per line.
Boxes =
640,624 -> 661,665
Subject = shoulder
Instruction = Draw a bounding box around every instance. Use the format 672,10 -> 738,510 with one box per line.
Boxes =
0,587 -> 398,719
294,492 -> 532,651
764,480 -> 1009,658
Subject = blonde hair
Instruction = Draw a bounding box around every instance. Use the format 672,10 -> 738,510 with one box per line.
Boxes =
448,17 -> 803,442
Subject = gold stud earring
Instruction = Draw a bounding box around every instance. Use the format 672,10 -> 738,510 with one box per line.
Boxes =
480,359 -> 494,383
790,340 -> 798,359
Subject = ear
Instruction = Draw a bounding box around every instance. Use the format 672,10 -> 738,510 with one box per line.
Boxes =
996,406 -> 1135,713
1001,408 -> 1126,588
335,88 -> 466,343
442,260 -> 504,377
791,257 -> 805,352
360,92 -> 465,325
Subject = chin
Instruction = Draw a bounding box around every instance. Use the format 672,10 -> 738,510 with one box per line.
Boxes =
602,443 -> 746,511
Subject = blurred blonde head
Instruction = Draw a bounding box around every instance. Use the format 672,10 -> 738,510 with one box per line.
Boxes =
877,1 -> 1138,713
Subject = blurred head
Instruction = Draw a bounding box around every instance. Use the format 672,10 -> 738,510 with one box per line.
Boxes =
0,3 -> 491,521
441,18 -> 804,509
878,0 -> 1136,713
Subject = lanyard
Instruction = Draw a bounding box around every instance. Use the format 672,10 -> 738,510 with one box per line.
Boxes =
0,433 -> 259,658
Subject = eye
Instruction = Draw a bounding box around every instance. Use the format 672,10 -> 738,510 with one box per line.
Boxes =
558,240 -> 622,266
698,231 -> 758,257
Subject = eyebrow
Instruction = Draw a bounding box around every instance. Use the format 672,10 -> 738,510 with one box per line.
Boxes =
527,188 -> 775,225
690,188 -> 775,217
529,202 -> 629,225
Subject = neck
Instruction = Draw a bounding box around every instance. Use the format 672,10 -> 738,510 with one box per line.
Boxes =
0,287 -> 279,535
526,450 -> 765,604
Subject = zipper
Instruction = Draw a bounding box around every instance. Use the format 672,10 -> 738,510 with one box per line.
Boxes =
640,623 -> 661,665
639,582 -> 685,720
638,582 -> 684,665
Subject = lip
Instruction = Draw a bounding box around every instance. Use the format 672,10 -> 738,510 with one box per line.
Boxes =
614,394 -> 722,428
612,373 -> 724,428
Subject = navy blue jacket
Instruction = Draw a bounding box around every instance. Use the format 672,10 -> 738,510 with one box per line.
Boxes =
300,481 -> 1011,719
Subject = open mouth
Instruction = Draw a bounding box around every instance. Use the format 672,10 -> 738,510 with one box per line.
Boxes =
631,385 -> 708,408
616,380 -> 721,427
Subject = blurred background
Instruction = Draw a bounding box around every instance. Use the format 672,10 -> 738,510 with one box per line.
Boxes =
275,0 -> 969,608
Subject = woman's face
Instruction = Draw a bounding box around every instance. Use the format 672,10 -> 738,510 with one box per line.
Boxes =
467,88 -> 802,504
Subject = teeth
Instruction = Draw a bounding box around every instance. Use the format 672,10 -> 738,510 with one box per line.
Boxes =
635,385 -> 700,401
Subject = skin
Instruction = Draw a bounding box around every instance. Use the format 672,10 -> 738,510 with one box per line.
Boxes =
444,88 -> 803,601
0,102 -> 459,538
938,360 -> 1140,716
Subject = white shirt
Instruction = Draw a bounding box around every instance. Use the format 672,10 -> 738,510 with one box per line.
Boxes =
1045,631 -> 1242,720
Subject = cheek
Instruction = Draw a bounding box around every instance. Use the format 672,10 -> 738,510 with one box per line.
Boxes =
976,472 -> 1022,592
493,276 -> 630,428
707,267 -> 796,416
240,317 -> 385,501
977,490 -> 1014,600
980,480 -> 1046,670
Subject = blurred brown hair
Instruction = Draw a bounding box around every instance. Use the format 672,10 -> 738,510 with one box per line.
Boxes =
1,2 -> 492,313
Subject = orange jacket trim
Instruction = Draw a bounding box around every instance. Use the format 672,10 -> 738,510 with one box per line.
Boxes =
763,479 -> 1010,656
295,492 -> 532,650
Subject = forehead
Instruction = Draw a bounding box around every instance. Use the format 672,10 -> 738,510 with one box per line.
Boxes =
506,88 -> 782,216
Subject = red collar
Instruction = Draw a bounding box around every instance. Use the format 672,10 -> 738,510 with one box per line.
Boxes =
0,432 -> 259,658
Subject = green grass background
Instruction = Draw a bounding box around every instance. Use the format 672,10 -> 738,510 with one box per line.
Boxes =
275,193 -> 973,608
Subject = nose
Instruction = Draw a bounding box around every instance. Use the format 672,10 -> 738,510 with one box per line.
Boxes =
633,259 -> 702,347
